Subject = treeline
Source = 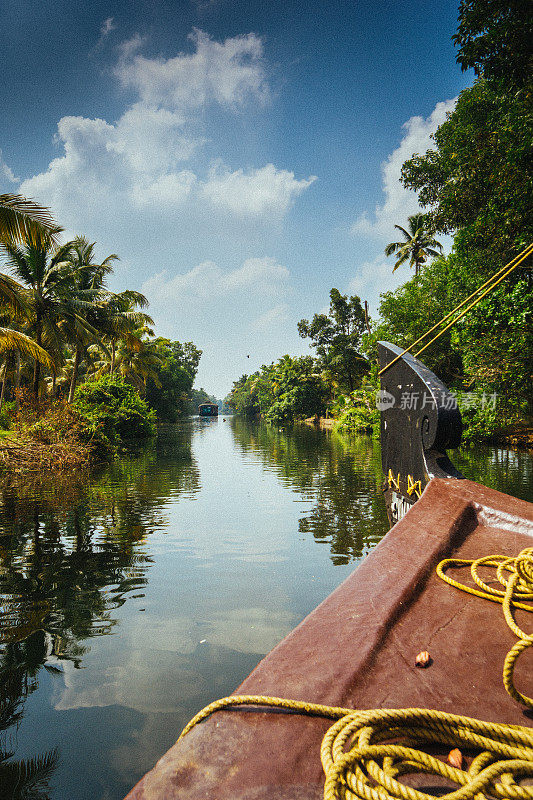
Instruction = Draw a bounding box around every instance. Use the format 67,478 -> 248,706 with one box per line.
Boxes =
228,0 -> 532,445
0,199 -> 210,471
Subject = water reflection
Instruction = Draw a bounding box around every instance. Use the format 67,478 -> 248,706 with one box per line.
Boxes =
230,419 -> 388,564
0,425 -> 200,798
453,444 -> 533,502
0,419 -> 530,800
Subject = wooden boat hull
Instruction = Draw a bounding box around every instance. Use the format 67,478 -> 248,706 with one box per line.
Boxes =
124,477 -> 533,799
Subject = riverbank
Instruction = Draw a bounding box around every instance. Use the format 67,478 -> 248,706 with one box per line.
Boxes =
0,376 -> 156,479
303,416 -> 533,450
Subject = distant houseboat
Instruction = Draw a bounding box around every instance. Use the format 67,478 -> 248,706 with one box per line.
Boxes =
198,403 -> 218,417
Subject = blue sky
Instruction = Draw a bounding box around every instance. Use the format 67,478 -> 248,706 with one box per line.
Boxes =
0,0 -> 472,397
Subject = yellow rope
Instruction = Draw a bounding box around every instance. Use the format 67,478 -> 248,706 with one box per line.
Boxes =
437,547 -> 533,708
177,694 -> 533,799
174,548 -> 533,797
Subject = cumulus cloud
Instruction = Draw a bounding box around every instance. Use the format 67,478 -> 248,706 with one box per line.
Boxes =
201,164 -> 316,217
20,30 -> 313,229
351,99 -> 456,238
114,28 -> 269,111
142,256 -> 290,306
14,29 -> 315,396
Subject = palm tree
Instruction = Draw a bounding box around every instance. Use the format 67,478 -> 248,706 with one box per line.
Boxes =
384,213 -> 443,276
1,234 -> 97,395
108,327 -> 163,395
96,290 -> 152,376
0,196 -> 61,373
0,193 -> 59,246
64,237 -> 119,402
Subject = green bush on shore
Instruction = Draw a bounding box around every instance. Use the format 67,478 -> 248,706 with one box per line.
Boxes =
73,375 -> 155,450
0,377 -> 156,477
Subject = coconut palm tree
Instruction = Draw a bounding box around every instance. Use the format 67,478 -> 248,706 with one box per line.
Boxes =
64,237 -> 119,402
108,327 -> 163,395
0,196 -> 61,372
1,234 -> 98,395
384,213 -> 443,276
96,290 -> 152,376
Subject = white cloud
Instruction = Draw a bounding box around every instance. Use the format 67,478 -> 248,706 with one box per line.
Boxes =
201,164 -> 316,217
142,256 -> 290,305
131,170 -> 197,207
351,99 -> 456,239
348,255 -> 405,314
0,150 -> 19,184
20,30 -> 313,229
252,303 -> 289,331
14,29 -> 315,397
101,17 -> 116,38
114,28 -> 269,111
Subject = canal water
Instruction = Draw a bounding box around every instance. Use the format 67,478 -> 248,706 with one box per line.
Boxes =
0,418 -> 531,800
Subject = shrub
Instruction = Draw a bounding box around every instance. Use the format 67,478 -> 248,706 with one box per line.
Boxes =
334,375 -> 380,436
455,389 -> 512,444
0,401 -> 15,431
73,375 -> 155,447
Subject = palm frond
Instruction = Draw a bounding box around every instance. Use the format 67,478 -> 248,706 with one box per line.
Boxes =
384,242 -> 400,256
392,252 -> 409,272
393,225 -> 410,240
0,328 -> 55,371
0,274 -> 29,319
0,194 -> 60,247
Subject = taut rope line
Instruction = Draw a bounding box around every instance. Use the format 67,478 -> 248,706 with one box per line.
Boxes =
378,242 -> 533,376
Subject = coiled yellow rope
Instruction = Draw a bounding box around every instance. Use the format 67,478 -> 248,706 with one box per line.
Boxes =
175,548 -> 533,798
178,697 -> 533,798
437,547 -> 533,708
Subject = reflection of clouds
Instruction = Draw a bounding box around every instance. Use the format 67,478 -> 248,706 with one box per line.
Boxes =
54,607 -> 293,714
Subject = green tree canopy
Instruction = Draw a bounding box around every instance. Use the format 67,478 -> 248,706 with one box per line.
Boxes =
453,0 -> 533,88
144,339 -> 203,421
298,288 -> 368,392
400,80 -> 533,261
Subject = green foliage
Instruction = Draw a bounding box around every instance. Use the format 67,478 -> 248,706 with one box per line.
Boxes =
228,356 -> 329,426
298,288 -> 369,392
188,387 -> 217,414
392,2 -> 533,436
401,80 -> 532,259
384,213 -> 443,276
453,0 -> 533,88
377,257 -> 463,384
334,378 -> 380,436
145,339 -> 202,421
455,389 -> 512,444
73,375 -> 155,448
227,373 -> 261,417
0,400 -> 14,430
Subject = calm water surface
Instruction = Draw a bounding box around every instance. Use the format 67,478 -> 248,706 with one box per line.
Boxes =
0,418 -> 531,800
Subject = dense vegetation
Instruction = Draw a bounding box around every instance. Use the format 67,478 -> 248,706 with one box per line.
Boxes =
0,201 -> 211,473
228,0 -> 532,445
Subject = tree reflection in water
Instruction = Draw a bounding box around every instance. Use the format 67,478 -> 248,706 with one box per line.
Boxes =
230,419 -> 388,565
0,425 -> 200,799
